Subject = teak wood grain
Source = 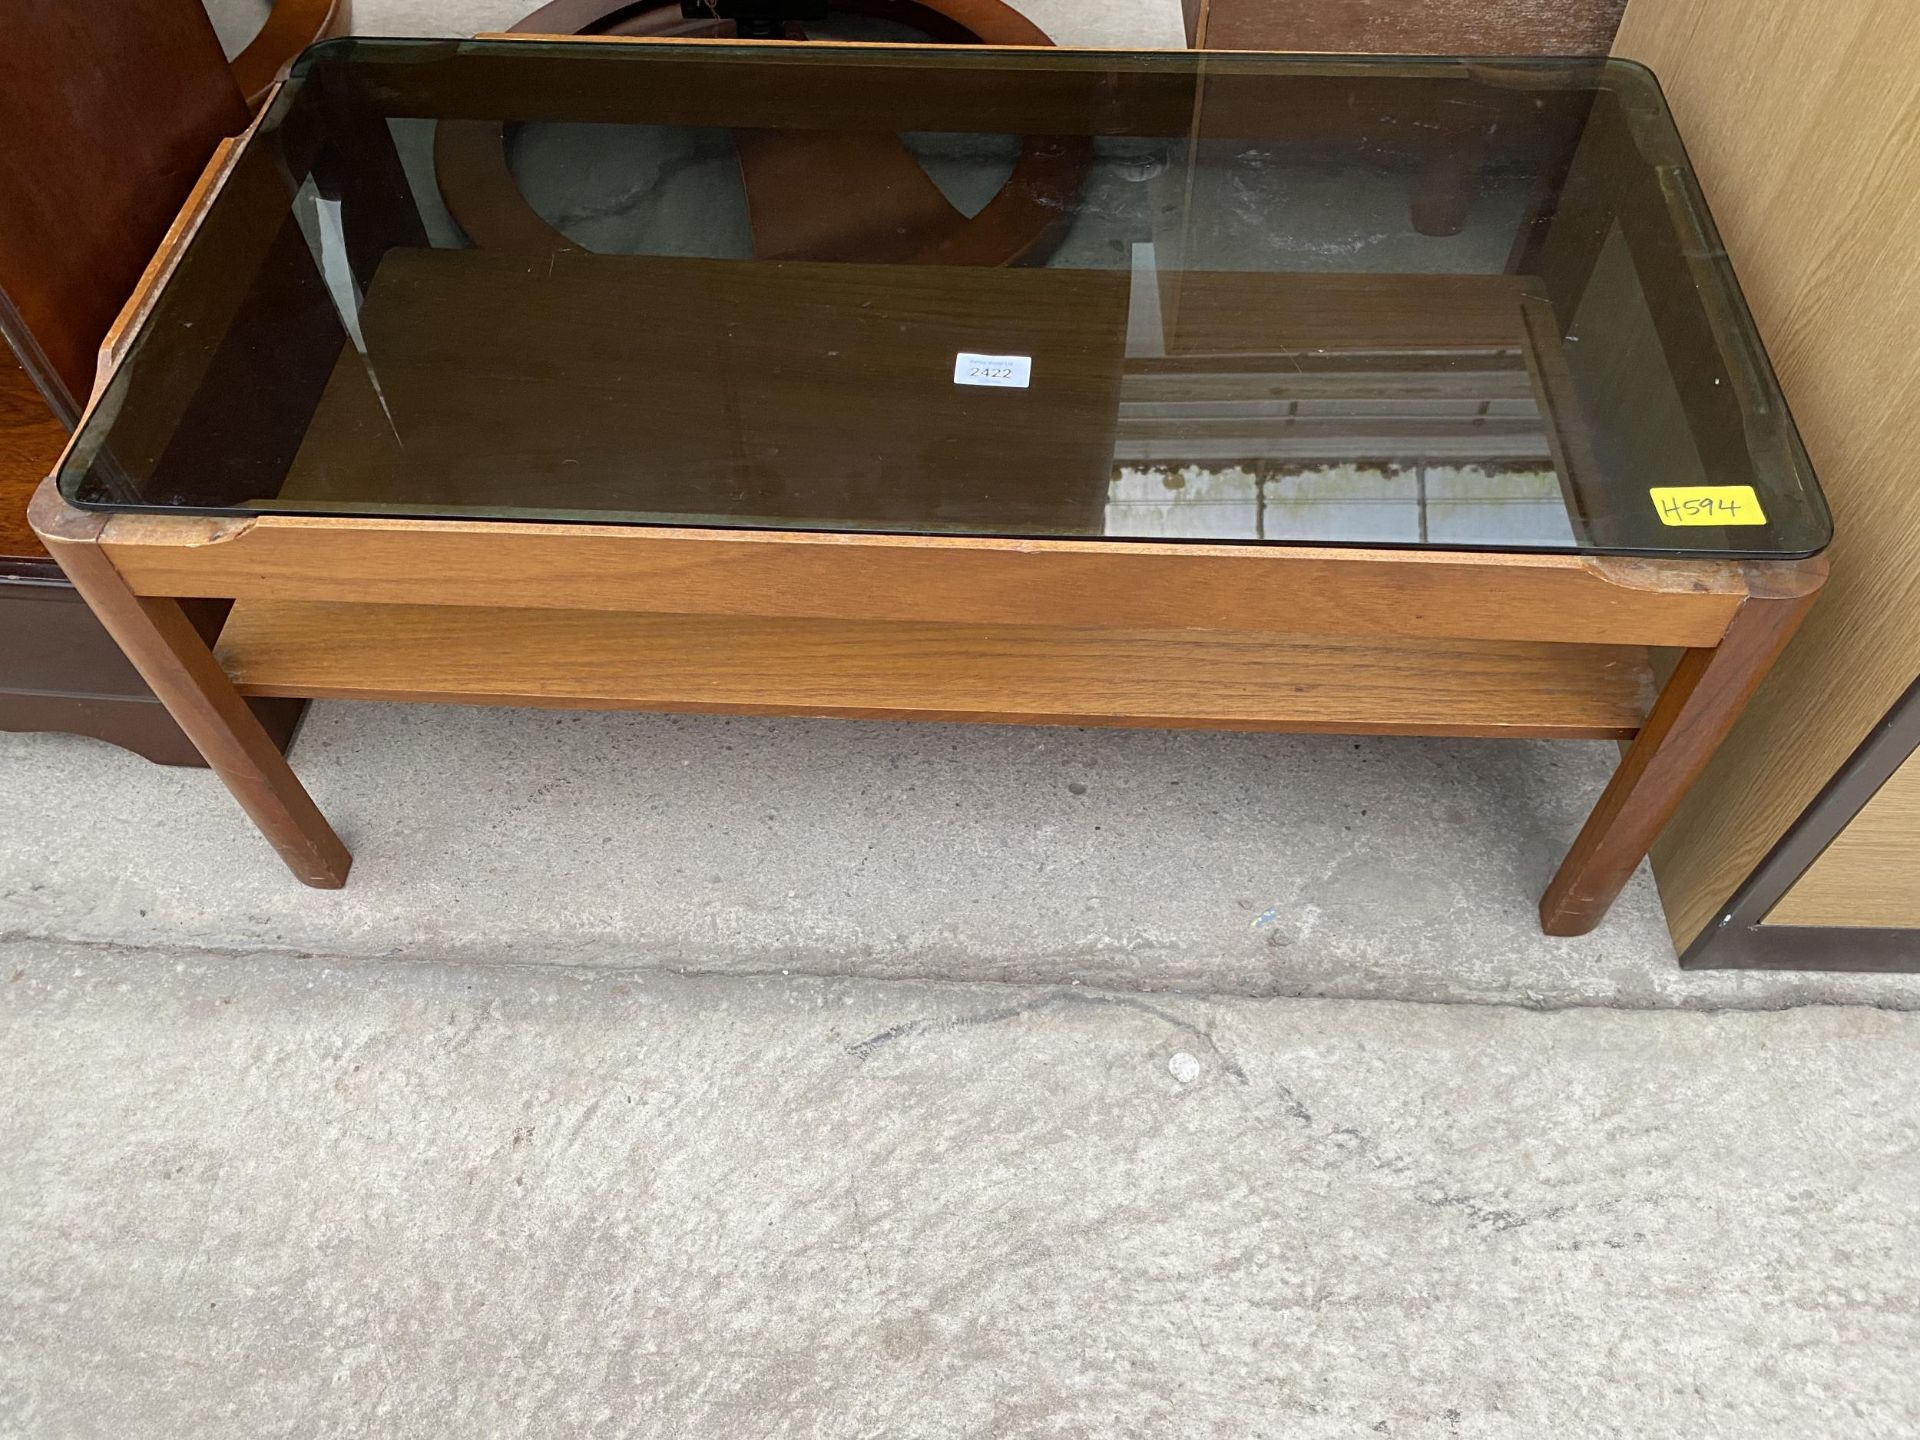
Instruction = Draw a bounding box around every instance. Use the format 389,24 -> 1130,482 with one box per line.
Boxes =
1157,273 -> 1546,356
1618,0 -> 1920,947
266,248 -> 1123,532
94,513 -> 1753,650
1539,556 -> 1827,935
214,601 -> 1656,738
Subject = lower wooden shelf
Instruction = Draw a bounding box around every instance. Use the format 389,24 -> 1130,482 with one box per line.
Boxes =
216,601 -> 1655,738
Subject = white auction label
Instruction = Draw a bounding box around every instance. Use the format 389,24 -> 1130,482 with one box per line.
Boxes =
953,352 -> 1032,389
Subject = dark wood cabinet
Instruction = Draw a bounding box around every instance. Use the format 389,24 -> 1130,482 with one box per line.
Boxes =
2,349 -> 305,764
0,0 -> 322,764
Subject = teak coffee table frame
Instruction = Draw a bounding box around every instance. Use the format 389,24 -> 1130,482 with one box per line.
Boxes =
30,67 -> 1828,938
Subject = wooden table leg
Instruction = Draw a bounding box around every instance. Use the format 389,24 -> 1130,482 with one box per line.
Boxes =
1540,557 -> 1828,936
29,481 -> 351,888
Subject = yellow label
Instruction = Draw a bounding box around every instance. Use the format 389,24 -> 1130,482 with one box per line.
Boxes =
1650,485 -> 1767,527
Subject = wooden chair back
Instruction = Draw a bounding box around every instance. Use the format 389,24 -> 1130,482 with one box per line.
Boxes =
0,0 -> 249,424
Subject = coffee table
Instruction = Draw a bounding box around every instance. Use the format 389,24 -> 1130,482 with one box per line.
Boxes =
31,37 -> 1832,935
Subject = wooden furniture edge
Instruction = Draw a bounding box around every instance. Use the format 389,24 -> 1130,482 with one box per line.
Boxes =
95,508 -> 1761,581
1539,551 -> 1828,935
82,509 -> 1758,647
93,126 -> 259,391
27,476 -> 106,552
1737,551 -> 1831,602
475,31 -> 1066,50
31,114 -> 263,539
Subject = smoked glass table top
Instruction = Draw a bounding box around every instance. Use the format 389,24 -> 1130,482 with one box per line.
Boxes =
58,37 -> 1832,558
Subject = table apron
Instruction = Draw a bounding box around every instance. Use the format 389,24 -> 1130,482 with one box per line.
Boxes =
94,517 -> 1759,650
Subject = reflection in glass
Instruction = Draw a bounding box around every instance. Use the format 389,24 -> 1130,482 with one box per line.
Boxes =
59,39 -> 1829,559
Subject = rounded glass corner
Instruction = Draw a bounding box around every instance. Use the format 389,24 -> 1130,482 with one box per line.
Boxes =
1596,55 -> 1665,93
1593,54 -> 1683,127
286,34 -> 365,80
1784,443 -> 1838,559
53,444 -> 114,512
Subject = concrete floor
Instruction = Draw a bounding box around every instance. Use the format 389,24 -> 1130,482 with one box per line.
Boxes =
3,939 -> 1917,1437
8,708 -> 1920,1009
2,2 -> 1916,1434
